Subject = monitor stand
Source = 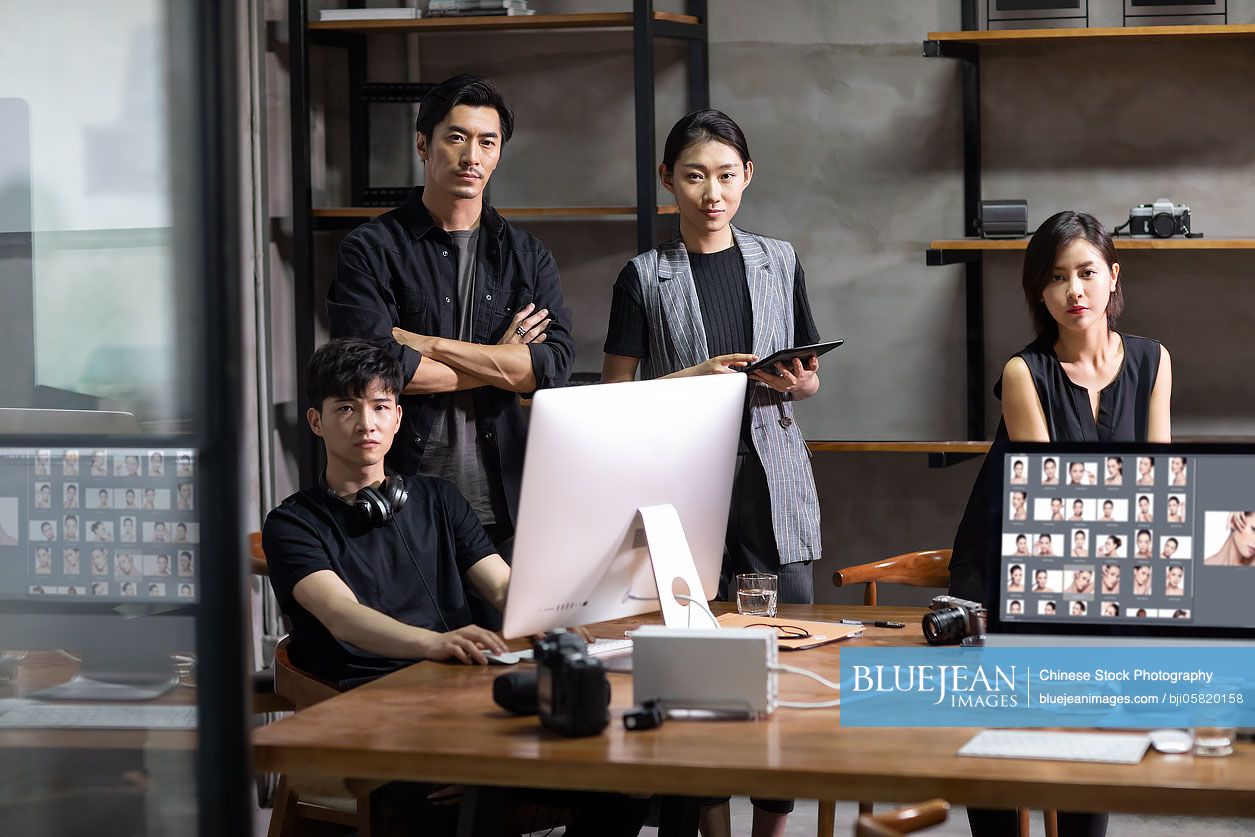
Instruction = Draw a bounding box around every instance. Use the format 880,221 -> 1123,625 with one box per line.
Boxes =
638,504 -> 716,629
30,647 -> 180,701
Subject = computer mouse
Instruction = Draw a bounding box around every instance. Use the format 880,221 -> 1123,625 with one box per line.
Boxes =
484,651 -> 521,666
1148,728 -> 1192,754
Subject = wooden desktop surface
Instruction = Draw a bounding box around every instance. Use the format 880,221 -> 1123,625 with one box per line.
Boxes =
252,604 -> 1255,816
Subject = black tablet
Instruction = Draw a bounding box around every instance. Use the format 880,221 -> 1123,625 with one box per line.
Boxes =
741,340 -> 844,375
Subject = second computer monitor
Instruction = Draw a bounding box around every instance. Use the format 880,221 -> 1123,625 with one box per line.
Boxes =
502,374 -> 745,639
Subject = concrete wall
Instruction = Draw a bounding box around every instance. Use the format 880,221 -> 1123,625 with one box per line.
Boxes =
269,0 -> 1255,605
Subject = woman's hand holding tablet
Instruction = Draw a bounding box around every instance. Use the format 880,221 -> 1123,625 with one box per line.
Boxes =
741,340 -> 844,376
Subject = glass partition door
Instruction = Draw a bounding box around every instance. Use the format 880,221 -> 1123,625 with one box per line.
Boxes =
0,2 -> 247,834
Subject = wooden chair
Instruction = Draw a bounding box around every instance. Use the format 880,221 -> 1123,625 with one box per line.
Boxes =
855,799 -> 949,837
830,551 -> 1058,837
268,636 -> 385,837
250,533 -> 292,715
249,531 -> 270,578
832,549 -> 952,606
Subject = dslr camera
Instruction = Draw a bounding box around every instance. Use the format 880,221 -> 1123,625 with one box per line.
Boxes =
534,629 -> 611,737
1125,198 -> 1192,239
923,595 -> 987,646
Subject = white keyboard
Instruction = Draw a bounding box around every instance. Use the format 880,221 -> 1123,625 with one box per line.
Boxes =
0,701 -> 198,730
959,730 -> 1150,764
586,638 -> 634,657
513,638 -> 634,661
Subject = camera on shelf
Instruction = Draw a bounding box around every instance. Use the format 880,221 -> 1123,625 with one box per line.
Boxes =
1124,198 -> 1193,239
534,629 -> 611,737
922,595 -> 987,646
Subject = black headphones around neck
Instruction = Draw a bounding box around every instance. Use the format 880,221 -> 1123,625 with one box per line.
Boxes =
321,471 -> 409,527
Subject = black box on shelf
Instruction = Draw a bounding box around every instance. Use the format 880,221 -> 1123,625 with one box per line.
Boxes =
1124,0 -> 1226,26
976,200 -> 1030,239
987,0 -> 1089,30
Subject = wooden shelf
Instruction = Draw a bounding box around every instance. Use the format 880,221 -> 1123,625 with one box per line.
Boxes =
310,11 -> 699,34
312,205 -> 679,222
931,237 -> 1255,252
806,441 -> 991,455
926,23 -> 1255,48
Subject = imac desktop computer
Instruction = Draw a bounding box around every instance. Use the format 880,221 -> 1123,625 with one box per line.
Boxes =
501,373 -> 747,639
0,445 -> 200,698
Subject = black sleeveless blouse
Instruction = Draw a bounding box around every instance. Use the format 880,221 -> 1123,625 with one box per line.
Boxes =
948,333 -> 1163,603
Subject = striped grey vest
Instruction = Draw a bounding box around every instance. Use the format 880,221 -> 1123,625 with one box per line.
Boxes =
629,227 -> 821,566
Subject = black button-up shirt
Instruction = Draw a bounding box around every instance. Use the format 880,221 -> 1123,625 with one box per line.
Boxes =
327,188 -> 574,525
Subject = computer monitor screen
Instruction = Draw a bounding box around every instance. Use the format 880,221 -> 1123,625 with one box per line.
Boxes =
501,374 -> 744,639
0,446 -> 199,603
993,443 -> 1255,639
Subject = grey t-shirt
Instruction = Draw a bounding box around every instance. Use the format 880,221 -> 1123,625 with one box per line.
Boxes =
420,228 -> 504,525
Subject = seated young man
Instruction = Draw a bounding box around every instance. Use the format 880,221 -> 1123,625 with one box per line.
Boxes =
264,337 -> 511,686
264,338 -> 647,836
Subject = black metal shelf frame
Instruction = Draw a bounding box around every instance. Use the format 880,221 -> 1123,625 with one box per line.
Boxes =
924,0 -> 985,441
287,0 -> 710,485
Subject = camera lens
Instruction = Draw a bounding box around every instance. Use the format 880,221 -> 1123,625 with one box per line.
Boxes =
1150,212 -> 1176,239
923,607 -> 968,646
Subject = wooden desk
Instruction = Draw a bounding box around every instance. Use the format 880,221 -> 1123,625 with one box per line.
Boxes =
253,605 -> 1255,818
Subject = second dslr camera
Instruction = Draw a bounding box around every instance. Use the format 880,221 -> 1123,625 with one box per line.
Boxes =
922,595 -> 986,646
1124,198 -> 1192,239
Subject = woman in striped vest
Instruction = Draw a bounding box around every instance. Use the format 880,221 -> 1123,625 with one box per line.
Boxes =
602,108 -> 825,837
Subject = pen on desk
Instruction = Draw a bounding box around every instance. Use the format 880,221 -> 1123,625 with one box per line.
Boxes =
840,618 -> 906,629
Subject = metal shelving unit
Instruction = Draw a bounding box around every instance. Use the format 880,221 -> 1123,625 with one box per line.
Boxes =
924,5 -> 1255,443
287,0 -> 709,483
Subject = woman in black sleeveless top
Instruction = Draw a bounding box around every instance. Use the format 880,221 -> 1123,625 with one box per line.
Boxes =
949,211 -> 1172,837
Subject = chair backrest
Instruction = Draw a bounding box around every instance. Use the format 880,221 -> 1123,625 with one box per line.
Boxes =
274,636 -> 342,709
832,550 -> 951,606
249,531 -> 269,576
855,799 -> 949,837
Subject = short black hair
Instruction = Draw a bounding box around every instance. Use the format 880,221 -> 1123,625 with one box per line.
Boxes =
416,74 -> 514,144
662,108 -> 751,172
305,337 -> 404,409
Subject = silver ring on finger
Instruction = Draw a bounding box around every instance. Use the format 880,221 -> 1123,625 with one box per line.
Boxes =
516,326 -> 527,335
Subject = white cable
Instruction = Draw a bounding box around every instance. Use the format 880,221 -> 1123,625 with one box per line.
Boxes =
771,662 -> 841,692
771,662 -> 842,709
777,698 -> 842,709
775,698 -> 842,709
624,591 -> 720,629
673,594 -> 720,629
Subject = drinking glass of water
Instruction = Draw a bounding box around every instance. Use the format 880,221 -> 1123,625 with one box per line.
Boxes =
735,572 -> 778,617
1192,725 -> 1235,757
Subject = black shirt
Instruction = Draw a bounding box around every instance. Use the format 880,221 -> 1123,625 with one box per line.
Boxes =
262,474 -> 497,688
948,333 -> 1163,604
603,246 -> 820,360
328,188 -> 575,524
